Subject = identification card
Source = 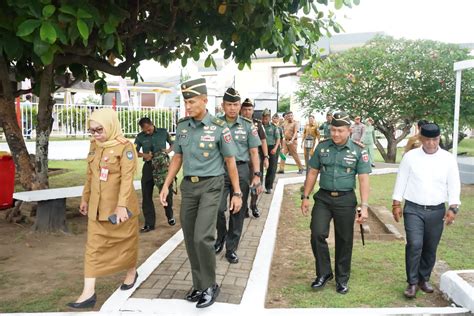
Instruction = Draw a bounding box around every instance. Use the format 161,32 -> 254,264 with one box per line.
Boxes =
100,167 -> 109,181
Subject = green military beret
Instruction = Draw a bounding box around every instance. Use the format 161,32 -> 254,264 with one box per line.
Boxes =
331,111 -> 351,127
181,78 -> 207,99
241,98 -> 254,108
223,87 -> 241,102
262,108 -> 271,117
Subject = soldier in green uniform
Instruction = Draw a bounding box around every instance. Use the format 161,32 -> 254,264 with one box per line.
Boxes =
135,118 -> 175,233
240,98 -> 268,218
262,109 -> 281,194
301,111 -> 371,295
319,112 -> 333,140
215,88 -> 262,264
159,78 -> 242,309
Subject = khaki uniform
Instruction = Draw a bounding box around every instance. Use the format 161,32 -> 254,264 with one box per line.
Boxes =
308,138 -> 371,284
279,120 -> 303,171
302,123 -> 320,167
175,112 -> 237,290
82,138 -> 139,277
404,134 -> 421,153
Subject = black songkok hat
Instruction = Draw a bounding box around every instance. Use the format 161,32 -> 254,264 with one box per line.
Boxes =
420,123 -> 440,138
331,111 -> 351,127
223,87 -> 241,102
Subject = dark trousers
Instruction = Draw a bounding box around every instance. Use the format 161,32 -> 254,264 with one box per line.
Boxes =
403,200 -> 445,285
217,163 -> 250,252
141,162 -> 173,228
180,175 -> 224,290
310,189 -> 357,283
264,145 -> 278,190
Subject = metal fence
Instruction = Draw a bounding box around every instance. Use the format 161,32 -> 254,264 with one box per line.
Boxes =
20,103 -> 179,138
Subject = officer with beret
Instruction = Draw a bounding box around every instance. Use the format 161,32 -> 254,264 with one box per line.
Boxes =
160,78 -> 242,308
301,111 -> 371,294
392,123 -> 460,299
262,108 -> 281,194
215,88 -> 262,264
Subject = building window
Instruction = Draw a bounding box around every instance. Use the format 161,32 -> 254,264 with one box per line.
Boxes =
141,93 -> 156,107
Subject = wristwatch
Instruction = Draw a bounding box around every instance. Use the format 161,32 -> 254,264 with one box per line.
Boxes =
448,206 -> 459,214
232,192 -> 243,198
301,194 -> 310,200
254,172 -> 262,177
264,155 -> 270,159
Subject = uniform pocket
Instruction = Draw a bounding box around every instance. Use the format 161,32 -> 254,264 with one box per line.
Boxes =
193,148 -> 217,162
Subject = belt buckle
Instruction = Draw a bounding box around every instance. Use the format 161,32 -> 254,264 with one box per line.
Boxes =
330,192 -> 339,197
190,176 -> 199,183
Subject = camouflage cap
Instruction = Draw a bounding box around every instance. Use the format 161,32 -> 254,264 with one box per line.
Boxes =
241,98 -> 254,108
181,78 -> 207,99
262,108 -> 271,116
331,111 -> 351,127
223,87 -> 241,102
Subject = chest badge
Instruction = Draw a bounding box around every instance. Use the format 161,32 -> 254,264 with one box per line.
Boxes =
203,152 -> 209,158
199,142 -> 205,148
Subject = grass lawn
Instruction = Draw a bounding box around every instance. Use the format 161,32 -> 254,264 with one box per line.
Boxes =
457,138 -> 474,156
276,173 -> 473,308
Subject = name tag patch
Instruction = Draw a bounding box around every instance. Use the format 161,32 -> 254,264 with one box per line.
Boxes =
201,135 -> 215,142
99,167 -> 109,181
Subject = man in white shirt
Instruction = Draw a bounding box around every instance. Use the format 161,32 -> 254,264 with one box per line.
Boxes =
392,123 -> 460,299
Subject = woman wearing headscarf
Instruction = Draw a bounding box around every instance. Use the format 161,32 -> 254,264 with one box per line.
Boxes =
67,108 -> 140,309
362,117 -> 376,167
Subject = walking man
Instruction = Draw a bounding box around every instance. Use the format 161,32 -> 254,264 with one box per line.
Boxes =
262,109 -> 281,194
300,111 -> 371,294
319,112 -> 332,140
392,123 -> 460,299
159,78 -> 242,308
215,88 -> 262,263
278,111 -> 304,174
350,116 -> 365,142
135,117 -> 175,232
301,114 -> 320,171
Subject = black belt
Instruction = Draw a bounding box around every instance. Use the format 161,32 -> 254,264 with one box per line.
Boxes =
184,176 -> 214,183
405,200 -> 445,211
320,188 -> 354,197
236,161 -> 248,165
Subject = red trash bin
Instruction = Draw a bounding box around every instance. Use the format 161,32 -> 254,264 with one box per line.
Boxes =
0,152 -> 15,209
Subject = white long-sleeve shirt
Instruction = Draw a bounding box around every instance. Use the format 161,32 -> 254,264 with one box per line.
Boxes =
392,147 -> 461,206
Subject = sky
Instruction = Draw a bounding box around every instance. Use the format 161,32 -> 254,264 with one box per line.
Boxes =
336,0 -> 474,44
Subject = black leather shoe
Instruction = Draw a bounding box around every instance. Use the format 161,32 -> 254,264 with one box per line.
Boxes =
140,226 -> 154,233
252,208 -> 260,218
404,283 -> 417,298
196,284 -> 219,308
277,170 -> 284,174
225,251 -> 239,264
336,282 -> 349,294
418,281 -> 434,293
66,293 -> 96,309
120,272 -> 138,290
265,189 -> 272,194
311,273 -> 333,289
214,236 -> 226,254
185,288 -> 202,302
168,218 -> 176,226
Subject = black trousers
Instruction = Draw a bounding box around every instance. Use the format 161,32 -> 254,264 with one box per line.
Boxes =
264,144 -> 278,190
310,189 -> 357,284
403,200 -> 445,285
141,162 -> 173,228
216,163 -> 250,252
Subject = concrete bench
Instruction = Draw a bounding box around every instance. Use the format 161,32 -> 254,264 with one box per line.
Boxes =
13,180 -> 142,232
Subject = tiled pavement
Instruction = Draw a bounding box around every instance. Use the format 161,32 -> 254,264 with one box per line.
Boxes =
132,173 -> 295,303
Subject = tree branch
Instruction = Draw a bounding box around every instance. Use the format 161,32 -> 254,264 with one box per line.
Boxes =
54,54 -> 138,76
0,55 -> 14,99
14,88 -> 33,98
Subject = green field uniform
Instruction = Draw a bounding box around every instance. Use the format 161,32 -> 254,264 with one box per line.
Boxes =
175,112 -> 237,290
135,127 -> 174,228
308,137 -> 371,284
263,122 -> 280,191
216,115 -> 261,254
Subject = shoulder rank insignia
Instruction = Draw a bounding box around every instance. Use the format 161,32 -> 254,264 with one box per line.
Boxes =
353,140 -> 365,148
241,116 -> 252,123
178,116 -> 191,124
212,117 -> 225,127
116,136 -> 129,144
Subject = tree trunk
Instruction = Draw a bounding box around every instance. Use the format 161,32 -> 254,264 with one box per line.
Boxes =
35,65 -> 55,189
33,199 -> 69,233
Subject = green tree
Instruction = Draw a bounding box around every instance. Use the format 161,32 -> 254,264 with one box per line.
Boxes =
278,95 -> 291,113
296,35 -> 474,162
0,0 -> 355,231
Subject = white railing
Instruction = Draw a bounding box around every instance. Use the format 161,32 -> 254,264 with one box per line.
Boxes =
19,103 -> 179,138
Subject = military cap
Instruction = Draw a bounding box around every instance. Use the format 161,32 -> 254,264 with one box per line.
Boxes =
241,98 -> 254,108
331,111 -> 351,127
420,123 -> 440,138
223,87 -> 241,102
181,78 -> 207,99
262,108 -> 271,117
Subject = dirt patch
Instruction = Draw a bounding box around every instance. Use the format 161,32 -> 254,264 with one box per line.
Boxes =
0,193 -> 181,312
459,273 -> 474,287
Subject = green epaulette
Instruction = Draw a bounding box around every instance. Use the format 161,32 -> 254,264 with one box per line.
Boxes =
352,140 -> 366,148
178,116 -> 191,124
212,117 -> 225,127
320,138 -> 331,143
241,116 -> 253,124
